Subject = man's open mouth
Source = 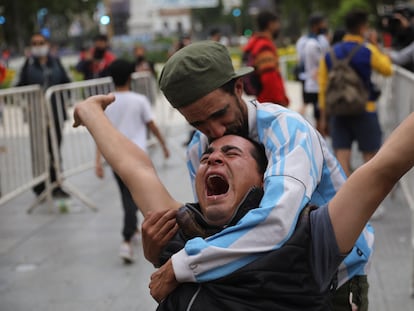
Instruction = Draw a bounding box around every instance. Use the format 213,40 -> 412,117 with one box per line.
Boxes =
206,174 -> 229,196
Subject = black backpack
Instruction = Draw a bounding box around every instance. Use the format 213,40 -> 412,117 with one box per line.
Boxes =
325,44 -> 368,116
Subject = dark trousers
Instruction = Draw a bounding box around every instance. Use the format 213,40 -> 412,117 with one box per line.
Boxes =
113,172 -> 138,242
33,122 -> 63,196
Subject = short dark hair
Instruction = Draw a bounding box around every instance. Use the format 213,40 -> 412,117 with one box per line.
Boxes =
94,34 -> 109,42
209,28 -> 221,37
345,9 -> 369,34
308,13 -> 325,28
107,59 -> 135,87
256,11 -> 279,31
247,138 -> 268,175
31,33 -> 48,41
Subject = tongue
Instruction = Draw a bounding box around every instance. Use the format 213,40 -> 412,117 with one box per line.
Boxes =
207,176 -> 229,196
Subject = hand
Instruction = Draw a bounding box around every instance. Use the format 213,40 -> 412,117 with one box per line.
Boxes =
142,209 -> 179,266
95,162 -> 105,179
149,259 -> 179,303
366,29 -> 378,46
394,13 -> 410,29
73,93 -> 115,128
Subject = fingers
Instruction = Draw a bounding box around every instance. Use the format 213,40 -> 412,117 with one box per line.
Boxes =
143,210 -> 178,242
73,93 -> 116,128
144,209 -> 177,228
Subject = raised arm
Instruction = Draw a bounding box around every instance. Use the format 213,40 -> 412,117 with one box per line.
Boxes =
329,112 -> 414,253
73,94 -> 181,216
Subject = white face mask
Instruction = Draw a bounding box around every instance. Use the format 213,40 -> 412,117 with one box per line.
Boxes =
31,45 -> 49,57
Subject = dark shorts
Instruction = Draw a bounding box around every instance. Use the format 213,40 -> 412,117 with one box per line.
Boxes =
303,92 -> 320,120
330,113 -> 382,152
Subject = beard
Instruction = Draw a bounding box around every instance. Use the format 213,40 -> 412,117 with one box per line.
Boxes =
224,97 -> 249,137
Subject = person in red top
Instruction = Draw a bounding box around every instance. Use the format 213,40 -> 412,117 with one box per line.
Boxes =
243,11 -> 289,106
76,34 -> 116,79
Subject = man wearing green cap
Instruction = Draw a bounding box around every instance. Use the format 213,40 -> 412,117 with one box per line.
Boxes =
144,40 -> 373,310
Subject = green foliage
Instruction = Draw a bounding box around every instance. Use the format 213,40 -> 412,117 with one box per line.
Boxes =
329,0 -> 371,28
2,0 -> 99,51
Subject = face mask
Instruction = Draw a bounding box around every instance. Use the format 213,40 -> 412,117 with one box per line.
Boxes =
93,48 -> 106,60
31,45 -> 49,58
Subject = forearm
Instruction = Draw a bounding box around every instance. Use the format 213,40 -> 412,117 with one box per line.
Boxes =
74,95 -> 181,216
178,115 -> 324,282
172,175 -> 308,283
389,42 -> 414,66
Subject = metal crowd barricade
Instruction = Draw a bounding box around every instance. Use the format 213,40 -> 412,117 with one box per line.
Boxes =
44,77 -> 114,212
130,71 -> 158,106
375,65 -> 414,295
0,85 -> 50,209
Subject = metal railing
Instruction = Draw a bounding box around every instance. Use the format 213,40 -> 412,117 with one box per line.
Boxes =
0,85 -> 50,209
374,65 -> 414,295
44,77 -> 114,212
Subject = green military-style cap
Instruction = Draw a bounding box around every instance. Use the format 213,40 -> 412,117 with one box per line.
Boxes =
159,41 -> 253,108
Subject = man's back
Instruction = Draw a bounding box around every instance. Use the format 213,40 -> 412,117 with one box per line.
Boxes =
243,35 -> 289,106
105,91 -> 153,151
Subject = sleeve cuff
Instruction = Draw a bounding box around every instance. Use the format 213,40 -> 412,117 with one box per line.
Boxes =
171,249 -> 197,283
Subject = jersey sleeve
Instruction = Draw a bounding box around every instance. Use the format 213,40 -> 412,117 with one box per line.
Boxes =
174,109 -> 325,283
368,44 -> 393,77
310,205 -> 347,290
317,54 -> 329,111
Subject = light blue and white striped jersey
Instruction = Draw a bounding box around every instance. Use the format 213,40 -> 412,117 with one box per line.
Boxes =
171,101 -> 374,287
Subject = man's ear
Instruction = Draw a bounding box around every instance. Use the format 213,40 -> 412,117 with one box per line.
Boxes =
234,78 -> 244,97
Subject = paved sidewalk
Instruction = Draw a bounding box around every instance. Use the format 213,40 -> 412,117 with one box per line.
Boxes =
1,83 -> 414,310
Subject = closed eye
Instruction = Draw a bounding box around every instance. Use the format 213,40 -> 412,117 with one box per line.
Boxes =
189,104 -> 229,128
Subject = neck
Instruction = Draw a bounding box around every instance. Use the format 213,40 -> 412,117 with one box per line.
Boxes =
115,85 -> 129,92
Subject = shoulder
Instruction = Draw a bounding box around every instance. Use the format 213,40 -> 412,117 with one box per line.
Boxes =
251,36 -> 275,54
105,51 -> 116,62
256,103 -> 306,124
256,104 -> 315,137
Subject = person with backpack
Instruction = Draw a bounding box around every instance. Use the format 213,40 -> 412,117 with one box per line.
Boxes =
242,11 -> 289,107
318,9 -> 392,181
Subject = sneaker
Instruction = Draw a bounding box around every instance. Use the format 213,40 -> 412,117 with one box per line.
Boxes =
52,188 -> 70,199
119,242 -> 134,264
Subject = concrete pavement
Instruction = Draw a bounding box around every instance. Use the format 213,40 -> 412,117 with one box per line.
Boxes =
1,83 -> 414,310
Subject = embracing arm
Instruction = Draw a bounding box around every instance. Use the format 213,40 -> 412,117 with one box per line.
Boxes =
175,109 -> 327,283
73,94 -> 181,216
329,112 -> 414,253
